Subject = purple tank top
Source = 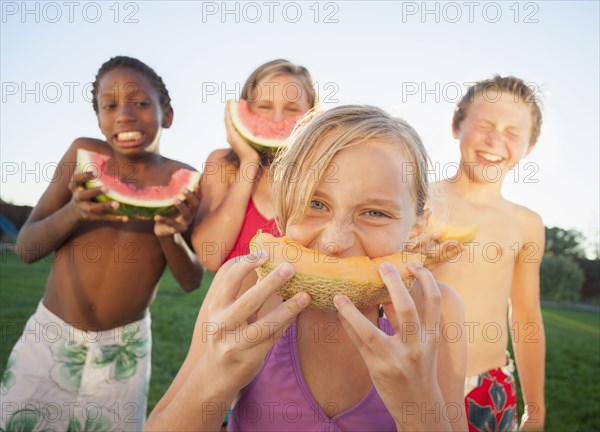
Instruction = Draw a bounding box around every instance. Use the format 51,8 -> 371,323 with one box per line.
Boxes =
228,318 -> 397,431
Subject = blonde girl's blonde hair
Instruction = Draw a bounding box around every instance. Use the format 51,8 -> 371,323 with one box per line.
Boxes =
272,105 -> 431,233
241,58 -> 317,108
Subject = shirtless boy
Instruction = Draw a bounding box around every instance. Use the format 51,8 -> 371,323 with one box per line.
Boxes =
430,76 -> 545,431
1,56 -> 204,431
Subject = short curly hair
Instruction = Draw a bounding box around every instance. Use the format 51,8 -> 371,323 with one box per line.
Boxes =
91,56 -> 172,114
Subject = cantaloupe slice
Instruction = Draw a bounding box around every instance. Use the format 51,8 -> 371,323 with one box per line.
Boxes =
250,231 -> 426,311
432,224 -> 479,243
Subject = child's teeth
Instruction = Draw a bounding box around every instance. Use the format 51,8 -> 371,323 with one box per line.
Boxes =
118,131 -> 142,141
479,152 -> 502,162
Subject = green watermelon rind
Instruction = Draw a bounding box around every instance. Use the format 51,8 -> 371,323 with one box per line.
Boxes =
77,149 -> 200,220
228,100 -> 289,152
92,192 -> 180,220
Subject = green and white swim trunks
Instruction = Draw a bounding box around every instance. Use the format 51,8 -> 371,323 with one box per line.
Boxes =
0,301 -> 151,431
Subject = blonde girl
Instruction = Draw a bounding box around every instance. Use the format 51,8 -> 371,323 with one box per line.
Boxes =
192,59 -> 316,271
148,105 -> 467,431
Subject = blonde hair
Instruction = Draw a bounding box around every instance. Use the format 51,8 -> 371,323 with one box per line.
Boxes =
241,59 -> 316,108
272,105 -> 431,233
453,75 -> 543,146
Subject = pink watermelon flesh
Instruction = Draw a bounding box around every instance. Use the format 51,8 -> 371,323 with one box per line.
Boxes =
234,99 -> 299,149
78,149 -> 199,220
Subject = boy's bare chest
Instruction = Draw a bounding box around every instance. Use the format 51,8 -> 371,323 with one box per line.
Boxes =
62,220 -> 164,263
441,201 -> 525,254
432,198 -> 529,302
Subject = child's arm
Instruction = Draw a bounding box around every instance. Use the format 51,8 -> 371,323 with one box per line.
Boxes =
510,213 -> 546,430
334,263 -> 452,431
191,106 -> 261,272
145,253 -> 310,431
15,139 -> 127,263
437,283 -> 468,431
153,185 -> 204,292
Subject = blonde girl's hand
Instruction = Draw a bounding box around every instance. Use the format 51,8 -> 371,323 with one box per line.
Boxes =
334,263 -> 449,431
224,101 -> 260,163
154,184 -> 201,237
202,251 -> 311,392
68,171 -> 128,222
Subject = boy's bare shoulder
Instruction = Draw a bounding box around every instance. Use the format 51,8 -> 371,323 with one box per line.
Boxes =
433,179 -> 461,200
505,200 -> 543,227
503,200 -> 544,242
427,180 -> 464,213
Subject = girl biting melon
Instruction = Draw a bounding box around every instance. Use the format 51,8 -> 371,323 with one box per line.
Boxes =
148,105 -> 468,431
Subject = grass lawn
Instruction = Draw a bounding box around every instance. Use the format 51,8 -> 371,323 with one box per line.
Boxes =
1,251 -> 599,430
533,306 -> 600,430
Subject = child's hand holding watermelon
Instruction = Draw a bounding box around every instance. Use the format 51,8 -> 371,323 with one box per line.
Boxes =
224,101 -> 260,164
68,170 -> 129,222
154,185 -> 201,237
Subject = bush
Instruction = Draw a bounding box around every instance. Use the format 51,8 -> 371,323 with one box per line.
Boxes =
540,254 -> 584,302
574,257 -> 600,300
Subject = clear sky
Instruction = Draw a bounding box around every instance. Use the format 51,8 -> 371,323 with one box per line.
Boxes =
1,1 -> 599,254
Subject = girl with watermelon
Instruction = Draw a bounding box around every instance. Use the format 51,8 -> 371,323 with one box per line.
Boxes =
192,59 -> 316,272
2,56 -> 204,431
147,106 -> 468,431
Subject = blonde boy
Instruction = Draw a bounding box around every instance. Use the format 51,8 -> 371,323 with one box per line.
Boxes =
430,76 -> 545,431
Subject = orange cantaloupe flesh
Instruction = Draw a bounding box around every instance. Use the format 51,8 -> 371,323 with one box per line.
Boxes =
432,224 -> 479,243
249,231 -> 426,311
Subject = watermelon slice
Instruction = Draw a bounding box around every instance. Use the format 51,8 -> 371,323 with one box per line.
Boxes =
76,149 -> 200,220
229,99 -> 299,151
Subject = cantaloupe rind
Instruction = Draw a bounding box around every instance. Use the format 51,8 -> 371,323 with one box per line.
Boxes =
250,231 -> 426,311
432,224 -> 479,243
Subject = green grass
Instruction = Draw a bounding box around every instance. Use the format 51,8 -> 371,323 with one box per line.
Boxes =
1,251 -> 599,430
535,307 -> 600,430
0,250 -> 213,416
